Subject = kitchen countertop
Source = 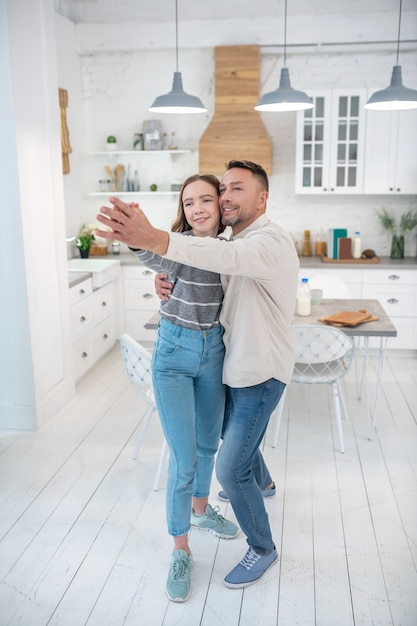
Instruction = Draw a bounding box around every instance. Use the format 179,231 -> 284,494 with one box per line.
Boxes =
68,271 -> 92,288
118,251 -> 417,269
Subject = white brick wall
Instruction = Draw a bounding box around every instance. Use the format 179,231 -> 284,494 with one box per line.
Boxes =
59,21 -> 417,257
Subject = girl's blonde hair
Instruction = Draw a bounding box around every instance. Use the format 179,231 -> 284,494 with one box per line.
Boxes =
171,174 -> 224,234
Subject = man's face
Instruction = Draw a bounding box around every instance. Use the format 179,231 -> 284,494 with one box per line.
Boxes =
219,167 -> 267,235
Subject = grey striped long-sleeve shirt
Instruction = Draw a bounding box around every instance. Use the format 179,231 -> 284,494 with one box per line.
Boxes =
132,234 -> 223,331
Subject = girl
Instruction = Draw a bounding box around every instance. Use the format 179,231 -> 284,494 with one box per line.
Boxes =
130,175 -> 238,603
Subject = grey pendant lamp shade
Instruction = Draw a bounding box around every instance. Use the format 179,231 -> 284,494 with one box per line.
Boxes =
255,0 -> 313,112
149,0 -> 207,114
365,0 -> 417,110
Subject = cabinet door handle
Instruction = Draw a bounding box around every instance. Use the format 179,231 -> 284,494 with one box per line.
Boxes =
388,274 -> 400,281
101,301 -> 107,307
103,333 -> 108,340
79,288 -> 85,295
80,316 -> 86,323
143,293 -> 153,299
81,351 -> 88,358
387,298 -> 399,304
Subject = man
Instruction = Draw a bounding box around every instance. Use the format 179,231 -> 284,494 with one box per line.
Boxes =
96,160 -> 299,588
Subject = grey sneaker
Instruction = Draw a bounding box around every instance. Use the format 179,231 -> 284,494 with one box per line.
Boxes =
224,546 -> 278,588
218,483 -> 276,502
166,549 -> 193,602
191,504 -> 239,539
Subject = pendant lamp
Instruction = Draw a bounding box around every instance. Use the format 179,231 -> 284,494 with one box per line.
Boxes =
255,0 -> 313,112
149,0 -> 207,114
365,0 -> 417,111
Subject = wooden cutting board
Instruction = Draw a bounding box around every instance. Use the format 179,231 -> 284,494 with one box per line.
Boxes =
199,46 -> 272,174
318,310 -> 379,327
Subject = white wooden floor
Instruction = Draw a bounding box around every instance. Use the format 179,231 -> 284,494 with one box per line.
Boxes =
1,346 -> 416,626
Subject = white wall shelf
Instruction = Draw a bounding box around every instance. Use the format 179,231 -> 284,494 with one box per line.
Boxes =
90,191 -> 179,196
89,150 -> 192,155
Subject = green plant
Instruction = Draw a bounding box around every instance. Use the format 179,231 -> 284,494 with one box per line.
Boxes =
376,208 -> 417,236
107,135 -> 117,143
76,225 -> 95,250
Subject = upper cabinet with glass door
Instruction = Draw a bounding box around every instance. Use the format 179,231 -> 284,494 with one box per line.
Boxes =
295,90 -> 367,194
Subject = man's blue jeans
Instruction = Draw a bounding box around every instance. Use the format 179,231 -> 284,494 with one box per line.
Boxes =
216,379 -> 286,554
152,319 -> 225,537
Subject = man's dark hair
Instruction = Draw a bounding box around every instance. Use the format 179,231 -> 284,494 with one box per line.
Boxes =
225,160 -> 269,192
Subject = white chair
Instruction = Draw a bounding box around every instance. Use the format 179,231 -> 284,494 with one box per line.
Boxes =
272,325 -> 355,453
308,274 -> 350,298
120,333 -> 168,490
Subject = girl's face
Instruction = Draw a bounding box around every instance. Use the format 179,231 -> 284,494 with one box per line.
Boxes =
182,180 -> 220,238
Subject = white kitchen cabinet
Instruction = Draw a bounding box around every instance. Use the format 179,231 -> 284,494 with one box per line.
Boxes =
123,265 -> 159,342
362,269 -> 417,350
295,90 -> 367,194
363,109 -> 417,195
69,278 -> 117,380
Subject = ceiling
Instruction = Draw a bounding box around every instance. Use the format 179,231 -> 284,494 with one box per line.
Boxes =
54,0 -> 407,25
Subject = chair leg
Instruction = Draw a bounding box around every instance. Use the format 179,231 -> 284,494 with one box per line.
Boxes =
331,382 -> 345,453
272,387 -> 287,448
153,438 -> 169,491
337,379 -> 349,421
132,405 -> 157,460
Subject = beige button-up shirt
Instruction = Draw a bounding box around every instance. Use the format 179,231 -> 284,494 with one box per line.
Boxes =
164,214 -> 300,387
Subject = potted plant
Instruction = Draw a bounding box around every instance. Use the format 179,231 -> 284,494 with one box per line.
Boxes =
76,225 -> 95,258
376,208 -> 417,258
106,134 -> 118,151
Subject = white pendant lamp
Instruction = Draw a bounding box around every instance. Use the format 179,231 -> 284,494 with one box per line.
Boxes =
149,0 -> 207,114
365,0 -> 417,111
255,0 -> 313,112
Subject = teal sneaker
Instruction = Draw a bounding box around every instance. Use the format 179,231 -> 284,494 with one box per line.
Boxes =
166,549 -> 193,602
191,504 -> 239,539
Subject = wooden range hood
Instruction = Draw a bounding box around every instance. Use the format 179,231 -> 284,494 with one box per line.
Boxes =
199,45 -> 272,175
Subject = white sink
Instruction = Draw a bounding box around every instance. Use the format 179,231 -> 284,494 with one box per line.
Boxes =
68,258 -> 121,288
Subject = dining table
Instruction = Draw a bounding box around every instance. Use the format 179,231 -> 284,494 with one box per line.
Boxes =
293,298 -> 397,440
145,298 -> 398,440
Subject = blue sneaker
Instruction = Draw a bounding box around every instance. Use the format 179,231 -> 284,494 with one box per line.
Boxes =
224,546 -> 278,588
218,483 -> 276,502
166,549 -> 193,602
191,504 -> 239,539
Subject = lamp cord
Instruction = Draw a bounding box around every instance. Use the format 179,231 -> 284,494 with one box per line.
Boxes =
175,0 -> 179,71
283,0 -> 288,67
396,0 -> 402,64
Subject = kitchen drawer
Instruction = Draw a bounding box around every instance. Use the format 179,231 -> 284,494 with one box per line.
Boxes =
72,334 -> 94,379
124,310 -> 158,342
93,315 -> 116,361
70,283 -> 114,341
362,269 -> 417,285
69,277 -> 93,305
365,284 -> 417,317
70,297 -> 94,341
123,265 -> 156,281
73,316 -> 116,380
124,279 -> 160,311
92,282 -> 114,318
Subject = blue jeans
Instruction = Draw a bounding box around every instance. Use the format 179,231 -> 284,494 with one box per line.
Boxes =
216,379 -> 286,554
152,318 -> 225,537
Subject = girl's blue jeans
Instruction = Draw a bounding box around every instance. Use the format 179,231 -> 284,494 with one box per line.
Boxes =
152,318 -> 225,537
216,378 -> 286,554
